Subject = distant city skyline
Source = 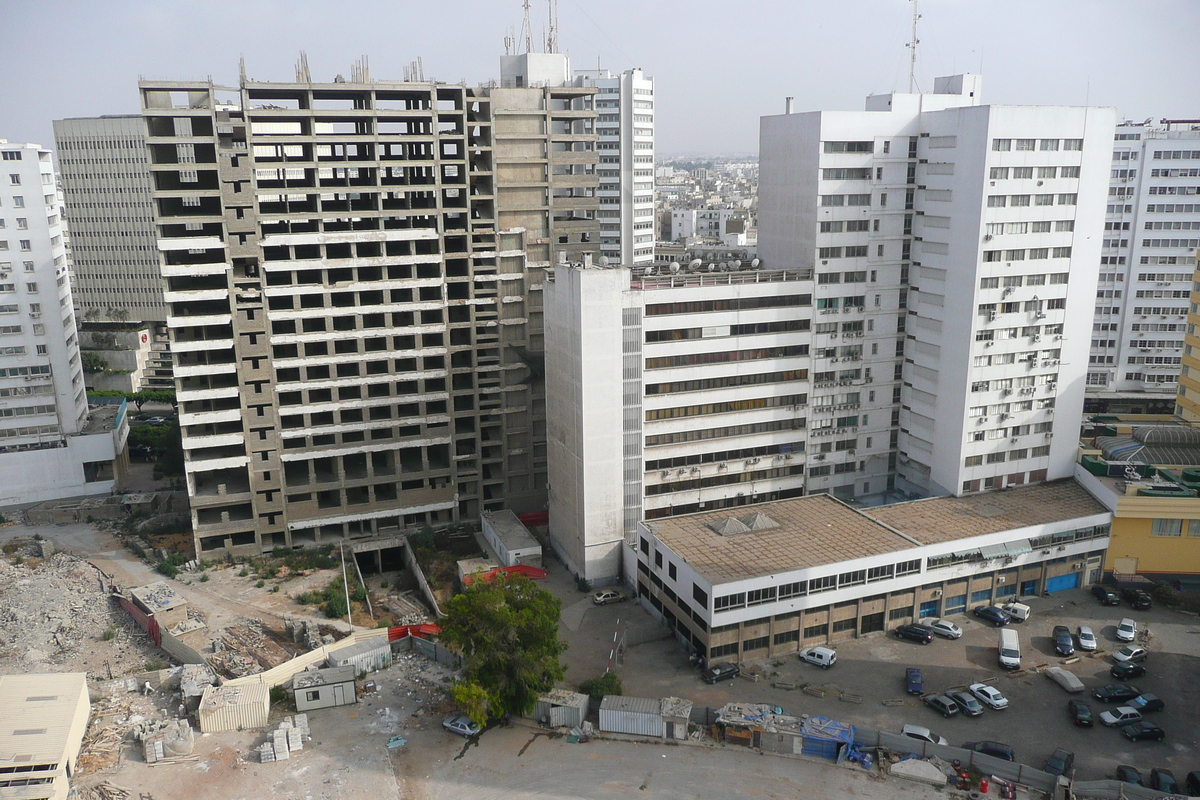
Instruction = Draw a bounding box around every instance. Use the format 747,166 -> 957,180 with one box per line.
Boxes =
1,0 -> 1197,155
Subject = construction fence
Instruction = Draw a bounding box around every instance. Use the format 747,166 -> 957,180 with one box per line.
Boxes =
859,730 -> 1058,795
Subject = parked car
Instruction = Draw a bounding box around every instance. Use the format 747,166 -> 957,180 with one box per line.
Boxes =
1052,625 -> 1075,656
1044,748 -> 1075,777
592,589 -> 626,605
920,618 -> 963,639
1045,666 -> 1085,693
1149,768 -> 1179,793
947,690 -> 984,717
968,683 -> 1008,710
901,724 -> 947,746
1110,661 -> 1147,681
1112,645 -> 1148,664
1099,706 -> 1143,728
1121,587 -> 1153,610
961,741 -> 1015,762
1116,618 -> 1138,642
895,624 -> 934,645
1121,720 -> 1165,742
1116,765 -> 1144,786
1067,699 -> 1094,727
442,714 -> 481,737
1185,771 -> 1200,796
1076,626 -> 1097,652
798,646 -> 837,669
146,416 -> 170,426
1093,683 -> 1143,703
923,694 -> 959,719
1000,601 -> 1030,622
1128,694 -> 1164,714
701,662 -> 740,684
905,667 -> 924,695
972,605 -> 1012,626
1091,585 -> 1120,605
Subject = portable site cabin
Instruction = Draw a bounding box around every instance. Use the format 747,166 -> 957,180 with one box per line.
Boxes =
599,695 -> 664,737
480,509 -> 542,568
659,696 -> 693,740
799,716 -> 855,760
531,689 -> 589,729
326,638 -> 392,674
293,666 -> 358,712
198,684 -> 270,733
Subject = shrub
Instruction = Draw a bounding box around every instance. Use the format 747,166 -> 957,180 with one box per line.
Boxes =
576,575 -> 591,593
352,585 -> 368,602
1151,581 -> 1180,607
102,628 -> 116,641
256,579 -> 265,588
199,573 -> 210,582
238,567 -> 249,578
323,592 -> 348,619
579,671 -> 622,702
269,686 -> 287,707
271,584 -> 280,593
13,556 -> 23,566
32,533 -> 42,541
157,561 -> 179,578
146,658 -> 166,671
379,580 -> 389,589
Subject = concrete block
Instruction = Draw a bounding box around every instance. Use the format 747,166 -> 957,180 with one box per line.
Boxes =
889,758 -> 948,787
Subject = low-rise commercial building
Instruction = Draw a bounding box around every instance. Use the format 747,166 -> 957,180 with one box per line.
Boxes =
0,672 -> 90,800
625,480 -> 1110,660
1076,419 -> 1200,586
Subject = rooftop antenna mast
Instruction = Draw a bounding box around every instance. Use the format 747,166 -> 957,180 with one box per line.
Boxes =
520,0 -> 534,54
906,0 -> 921,93
546,0 -> 559,53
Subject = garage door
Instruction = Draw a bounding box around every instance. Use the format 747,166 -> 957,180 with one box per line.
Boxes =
1044,572 -> 1081,594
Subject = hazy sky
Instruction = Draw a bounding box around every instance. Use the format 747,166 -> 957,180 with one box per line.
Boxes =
2,0 -> 1197,156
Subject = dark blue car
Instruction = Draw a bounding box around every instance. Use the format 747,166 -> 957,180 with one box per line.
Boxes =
972,605 -> 1012,626
906,667 -> 923,695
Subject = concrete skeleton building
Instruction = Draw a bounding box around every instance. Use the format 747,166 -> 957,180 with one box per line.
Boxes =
0,140 -> 128,505
1086,120 -> 1200,411
759,74 -> 1114,500
53,115 -> 174,393
628,481 -> 1110,659
545,75 -> 1115,583
139,54 -> 621,556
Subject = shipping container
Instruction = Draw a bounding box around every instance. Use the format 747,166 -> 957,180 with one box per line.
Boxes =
531,690 -> 589,729
326,638 -> 392,675
198,684 -> 270,732
599,695 -> 665,737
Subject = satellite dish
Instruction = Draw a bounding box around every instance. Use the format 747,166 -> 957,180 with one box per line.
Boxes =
669,261 -> 680,273
751,258 -> 761,268
689,258 -> 703,271
597,256 -> 610,267
708,263 -> 717,272
645,265 -> 657,275
733,259 -> 742,269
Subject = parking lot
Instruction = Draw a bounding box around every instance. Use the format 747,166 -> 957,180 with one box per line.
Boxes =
596,586 -> 1200,782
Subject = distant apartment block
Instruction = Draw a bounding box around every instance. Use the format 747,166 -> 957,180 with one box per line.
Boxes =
0,140 -> 128,504
1086,120 -> 1200,411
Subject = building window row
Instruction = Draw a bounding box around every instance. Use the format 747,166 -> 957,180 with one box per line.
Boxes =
644,344 -> 809,371
1152,150 -> 1200,160
645,393 -> 806,422
644,368 -> 807,397
989,165 -> 1081,179
644,293 -> 811,317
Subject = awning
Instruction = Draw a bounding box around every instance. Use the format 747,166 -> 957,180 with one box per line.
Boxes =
1004,540 -> 1032,557
950,549 -> 981,560
979,544 -> 1009,559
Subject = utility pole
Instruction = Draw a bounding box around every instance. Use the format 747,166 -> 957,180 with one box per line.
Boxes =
907,0 -> 921,93
339,542 -> 353,629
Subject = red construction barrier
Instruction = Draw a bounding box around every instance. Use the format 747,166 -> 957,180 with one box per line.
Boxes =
387,623 -> 442,641
517,511 -> 549,527
461,564 -> 549,585
116,594 -> 161,647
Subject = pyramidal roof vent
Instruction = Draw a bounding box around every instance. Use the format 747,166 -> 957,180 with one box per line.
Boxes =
738,512 -> 778,531
708,517 -> 751,536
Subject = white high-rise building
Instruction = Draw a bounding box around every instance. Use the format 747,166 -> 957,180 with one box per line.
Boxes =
0,140 -> 128,503
574,67 -> 655,267
760,75 -> 1114,498
1086,120 -> 1200,409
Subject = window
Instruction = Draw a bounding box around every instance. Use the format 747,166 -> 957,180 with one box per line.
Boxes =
774,629 -> 800,646
747,587 -> 777,606
1063,139 -> 1083,151
980,277 -> 999,289
824,141 -> 873,153
743,635 -> 769,652
992,139 -> 1011,151
8,174 -> 19,185
1013,167 -> 1033,179
971,588 -> 992,603
888,607 -> 910,621
895,559 -> 921,577
1057,193 -> 1077,205
714,592 -> 746,611
668,562 -> 677,581
1052,246 -> 1072,258
1151,518 -> 1182,537
1037,167 -> 1057,178
1011,195 -> 1031,207
692,584 -> 708,606
987,195 -> 1007,208
778,580 -> 806,599
1015,139 -> 1035,151
1039,139 -> 1059,151
305,690 -> 320,702
990,167 -> 1009,179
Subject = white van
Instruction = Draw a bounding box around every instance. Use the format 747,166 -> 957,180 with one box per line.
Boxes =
998,628 -> 1021,670
1001,601 -> 1031,622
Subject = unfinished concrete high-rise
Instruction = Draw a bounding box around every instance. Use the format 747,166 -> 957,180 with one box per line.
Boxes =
139,65 -> 591,557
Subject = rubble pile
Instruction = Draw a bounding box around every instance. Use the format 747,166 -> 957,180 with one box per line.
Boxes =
78,781 -> 134,800
0,548 -> 154,675
391,653 -> 457,725
142,718 -> 195,764
210,618 -> 300,677
257,714 -> 310,763
381,590 -> 431,626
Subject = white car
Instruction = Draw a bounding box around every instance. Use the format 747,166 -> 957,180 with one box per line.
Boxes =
1112,645 -> 1148,664
798,646 -> 837,669
1116,618 -> 1137,642
901,724 -> 948,746
968,682 -> 1009,710
1076,626 -> 1097,652
921,618 -> 963,639
1099,706 -> 1143,728
442,714 -> 481,738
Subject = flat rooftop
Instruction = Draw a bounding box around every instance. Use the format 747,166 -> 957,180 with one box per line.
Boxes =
482,509 -> 539,551
864,480 -> 1110,544
129,581 -> 187,613
646,481 -> 1109,585
0,672 -> 88,768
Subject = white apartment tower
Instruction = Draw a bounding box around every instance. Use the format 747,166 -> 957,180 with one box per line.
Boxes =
1086,120 -> 1200,408
759,75 -> 1114,498
574,67 -> 655,267
0,140 -> 127,503
52,116 -> 163,323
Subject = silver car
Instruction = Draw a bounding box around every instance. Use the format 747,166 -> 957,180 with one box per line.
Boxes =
922,618 -> 963,639
1076,626 -> 1097,651
442,714 -> 481,738
1116,618 -> 1137,642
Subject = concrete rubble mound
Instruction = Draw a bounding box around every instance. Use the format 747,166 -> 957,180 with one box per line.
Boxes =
143,718 -> 195,763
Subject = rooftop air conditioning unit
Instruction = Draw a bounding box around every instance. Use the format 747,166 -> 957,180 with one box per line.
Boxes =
932,589 -> 942,597
997,576 -> 1007,584
1010,437 -> 1019,443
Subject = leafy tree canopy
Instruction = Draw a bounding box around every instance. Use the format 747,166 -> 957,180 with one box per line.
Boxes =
440,573 -> 566,727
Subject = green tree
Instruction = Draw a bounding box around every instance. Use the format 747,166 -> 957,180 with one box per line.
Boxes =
578,671 -> 622,702
81,351 -> 109,373
440,574 -> 566,728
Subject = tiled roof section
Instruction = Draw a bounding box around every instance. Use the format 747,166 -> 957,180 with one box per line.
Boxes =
647,494 -> 915,584
863,480 -> 1110,544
